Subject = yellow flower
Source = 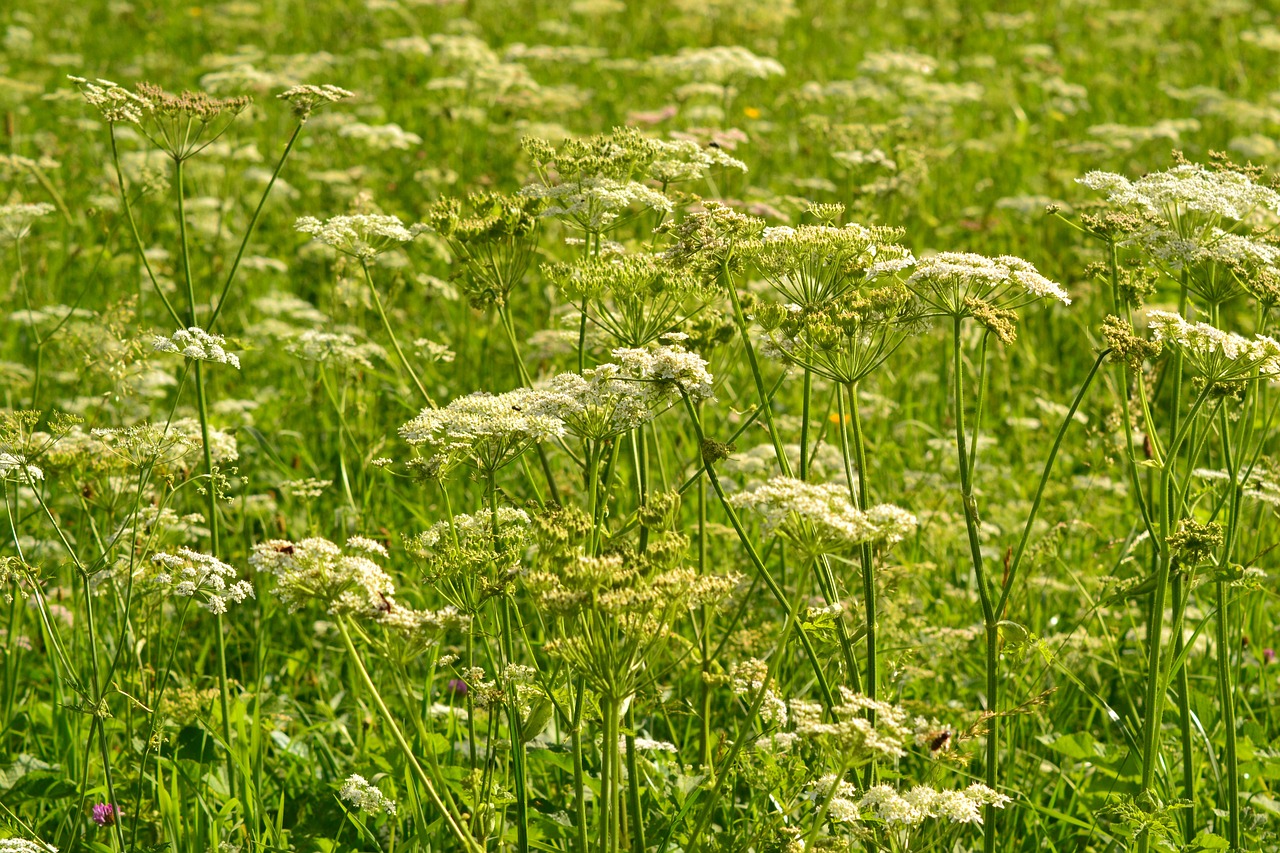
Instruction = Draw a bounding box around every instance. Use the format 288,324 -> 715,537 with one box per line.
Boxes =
744,106 -> 761,119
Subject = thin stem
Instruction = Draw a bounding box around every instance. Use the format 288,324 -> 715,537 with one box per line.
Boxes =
206,122 -> 303,332
335,617 -> 483,853
361,260 -> 436,408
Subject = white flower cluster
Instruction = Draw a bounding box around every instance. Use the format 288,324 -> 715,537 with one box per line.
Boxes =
400,388 -> 567,473
535,347 -> 713,439
277,84 -> 353,120
338,122 -> 423,151
1141,227 -> 1280,275
730,658 -> 787,726
730,477 -> 916,559
855,783 -> 1010,826
338,774 -> 397,816
1079,164 -> 1280,223
0,839 -> 59,853
153,327 -> 241,369
522,175 -> 672,233
785,689 -> 916,769
648,137 -> 748,185
610,344 -> 716,404
908,252 -> 1070,314
412,507 -> 532,552
286,329 -> 384,369
0,202 -> 55,243
1146,310 -> 1280,380
68,76 -> 150,124
0,453 -> 44,482
647,46 -> 786,84
151,547 -> 254,614
295,214 -> 426,260
250,536 -> 396,616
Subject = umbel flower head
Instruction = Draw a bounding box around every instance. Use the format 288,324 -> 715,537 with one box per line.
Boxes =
730,476 -> 917,561
756,280 -> 921,384
339,774 -> 397,816
151,548 -> 254,614
662,201 -> 766,281
746,214 -> 916,309
544,252 -> 707,348
427,191 -> 543,307
153,327 -> 241,368
399,387 -> 567,475
71,77 -> 251,160
791,689 -> 914,762
1079,161 -> 1280,229
0,453 -> 44,483
295,214 -> 427,260
520,127 -> 677,233
277,83 -> 354,121
535,344 -> 715,439
250,536 -> 396,616
0,202 -> 55,243
819,782 -> 1010,827
1145,310 -> 1280,382
1138,226 -> 1280,307
408,507 -> 532,584
906,252 -> 1070,324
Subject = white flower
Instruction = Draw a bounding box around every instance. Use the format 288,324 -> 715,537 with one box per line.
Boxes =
0,839 -> 59,853
1145,310 -> 1280,381
151,548 -> 254,614
610,344 -> 715,404
0,453 -> 43,482
908,252 -> 1070,314
286,329 -> 384,369
730,477 -> 916,558
339,774 -> 397,816
1080,164 -> 1280,224
153,327 -> 241,369
399,388 -> 567,473
522,175 -> 672,233
0,202 -> 55,243
338,122 -> 422,151
68,75 -> 150,124
250,536 -> 397,616
647,46 -> 786,84
277,83 -> 353,120
295,214 -> 426,259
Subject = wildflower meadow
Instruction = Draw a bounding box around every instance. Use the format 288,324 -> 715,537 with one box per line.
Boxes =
3,1 -> 1280,851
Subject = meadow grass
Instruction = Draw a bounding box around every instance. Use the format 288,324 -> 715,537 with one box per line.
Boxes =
2,1 -> 1280,852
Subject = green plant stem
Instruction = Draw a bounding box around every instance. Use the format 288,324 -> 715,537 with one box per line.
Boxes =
491,475 -> 530,853
949,318 -> 1000,853
335,617 -> 482,853
361,260 -> 436,408
800,367 -> 812,478
723,265 -> 792,476
110,127 -> 183,327
206,121 -> 303,332
1137,384 -> 1213,853
847,383 -> 877,703
682,394 -> 836,710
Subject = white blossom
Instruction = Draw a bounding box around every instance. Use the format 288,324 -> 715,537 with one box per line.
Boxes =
339,774 -> 397,816
153,327 -> 241,369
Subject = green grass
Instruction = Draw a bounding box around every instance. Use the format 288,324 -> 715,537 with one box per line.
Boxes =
2,1 -> 1280,851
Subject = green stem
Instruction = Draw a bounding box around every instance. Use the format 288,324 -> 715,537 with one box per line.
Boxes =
682,395 -> 836,710
949,318 -> 999,853
361,260 -> 435,408
335,617 -> 482,853
723,265 -> 792,477
206,122 -> 303,332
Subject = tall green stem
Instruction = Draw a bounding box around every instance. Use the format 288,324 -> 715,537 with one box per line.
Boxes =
361,261 -> 435,407
335,617 -> 483,852
949,318 -> 1000,853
